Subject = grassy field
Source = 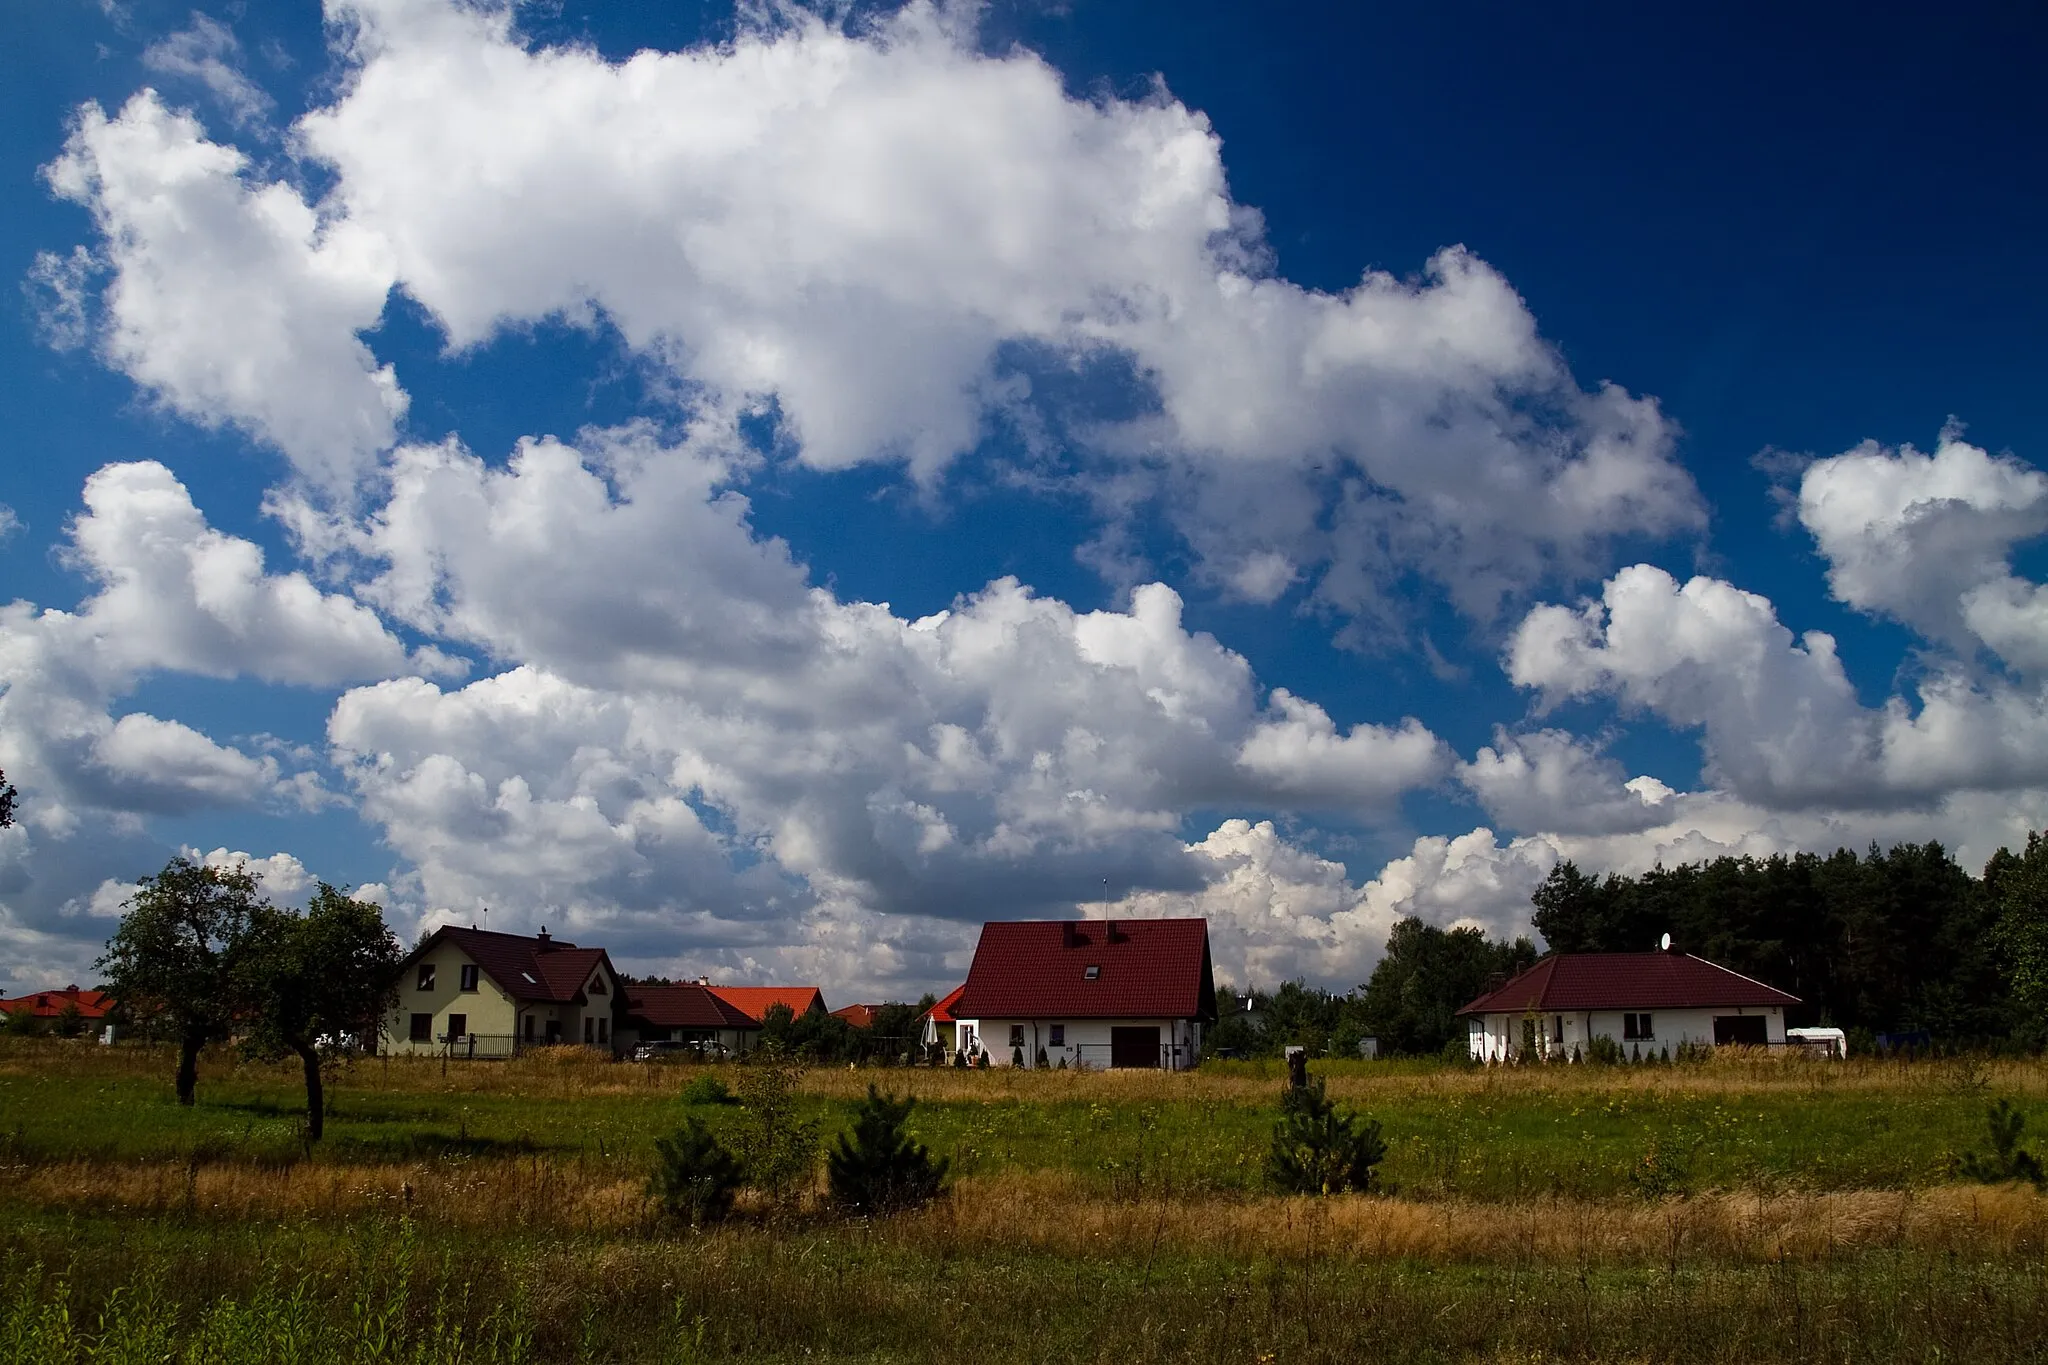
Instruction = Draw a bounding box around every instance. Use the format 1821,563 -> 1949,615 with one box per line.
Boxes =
3,1041 -> 2046,1362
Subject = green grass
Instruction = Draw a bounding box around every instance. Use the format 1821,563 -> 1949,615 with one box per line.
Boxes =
0,1048 -> 2021,1199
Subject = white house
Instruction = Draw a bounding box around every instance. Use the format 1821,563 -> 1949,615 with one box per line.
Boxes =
1459,948 -> 1799,1062
950,917 -> 1217,1070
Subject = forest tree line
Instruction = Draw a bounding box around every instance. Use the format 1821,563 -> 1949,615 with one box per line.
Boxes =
1213,831 -> 2048,1059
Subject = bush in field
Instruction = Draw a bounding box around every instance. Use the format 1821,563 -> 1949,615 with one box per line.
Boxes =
1011,1044 -> 1025,1068
1266,1077 -> 1386,1195
3,1007 -> 42,1038
649,1118 -> 744,1226
681,1075 -> 735,1107
1587,1036 -> 1624,1064
730,1048 -> 819,1202
826,1085 -> 949,1215
1956,1099 -> 2046,1187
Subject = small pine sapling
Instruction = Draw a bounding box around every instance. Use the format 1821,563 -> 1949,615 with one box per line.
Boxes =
649,1118 -> 743,1226
1266,1076 -> 1387,1195
826,1084 -> 949,1215
1011,1043 -> 1025,1068
1035,1046 -> 1050,1068
1956,1099 -> 2047,1187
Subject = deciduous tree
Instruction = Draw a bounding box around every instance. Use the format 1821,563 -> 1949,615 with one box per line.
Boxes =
96,857 -> 264,1105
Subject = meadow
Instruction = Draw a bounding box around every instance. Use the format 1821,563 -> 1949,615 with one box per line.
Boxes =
3,1040 -> 2046,1362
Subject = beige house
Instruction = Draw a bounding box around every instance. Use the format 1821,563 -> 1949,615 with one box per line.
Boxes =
384,925 -> 622,1058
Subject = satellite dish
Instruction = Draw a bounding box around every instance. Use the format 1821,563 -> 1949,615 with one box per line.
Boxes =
1659,932 -> 1673,952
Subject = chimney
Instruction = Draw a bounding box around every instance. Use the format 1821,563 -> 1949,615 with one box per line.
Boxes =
698,975 -> 710,987
1063,921 -> 1083,948
536,925 -> 552,949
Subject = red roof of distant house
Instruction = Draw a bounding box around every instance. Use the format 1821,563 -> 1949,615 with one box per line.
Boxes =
623,983 -> 756,1030
410,926 -> 614,1006
1458,952 -> 1799,1015
0,986 -> 111,1019
919,985 -> 966,1026
952,919 -> 1217,1021
831,1003 -> 883,1029
707,986 -> 826,1024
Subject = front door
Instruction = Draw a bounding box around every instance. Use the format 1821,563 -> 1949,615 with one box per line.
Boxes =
1110,1026 -> 1161,1069
544,1019 -> 563,1043
1713,1015 -> 1768,1045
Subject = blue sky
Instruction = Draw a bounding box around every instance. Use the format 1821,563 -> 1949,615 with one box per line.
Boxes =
3,0 -> 2045,996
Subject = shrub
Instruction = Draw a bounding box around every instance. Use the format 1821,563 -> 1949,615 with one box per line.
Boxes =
2,1008 -> 42,1038
1956,1099 -> 2046,1187
951,1048 -> 967,1069
1011,1044 -> 1025,1068
826,1085 -> 949,1215
1266,1077 -> 1386,1195
1035,1046 -> 1050,1069
648,1118 -> 743,1226
1587,1036 -> 1623,1064
680,1075 -> 734,1107
730,1048 -> 819,1202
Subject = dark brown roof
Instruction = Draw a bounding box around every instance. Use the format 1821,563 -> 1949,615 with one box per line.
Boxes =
952,919 -> 1217,1022
623,983 -> 757,1030
411,926 -> 615,1006
1458,952 -> 1800,1015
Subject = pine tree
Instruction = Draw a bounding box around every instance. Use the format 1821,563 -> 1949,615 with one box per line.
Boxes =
649,1118 -> 744,1226
826,1085 -> 949,1215
1266,1076 -> 1387,1195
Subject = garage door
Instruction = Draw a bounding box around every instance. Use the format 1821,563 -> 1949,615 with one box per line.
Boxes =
1110,1026 -> 1162,1069
1713,1015 -> 1768,1045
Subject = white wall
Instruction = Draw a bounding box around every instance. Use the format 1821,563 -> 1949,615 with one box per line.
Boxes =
954,1017 -> 1202,1070
1467,1005 -> 1786,1062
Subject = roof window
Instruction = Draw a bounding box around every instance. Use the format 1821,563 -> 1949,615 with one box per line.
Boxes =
521,971 -> 537,984
1083,965 -> 1100,981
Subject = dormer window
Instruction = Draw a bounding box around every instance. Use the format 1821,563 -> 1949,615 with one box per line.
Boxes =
1084,965 -> 1100,981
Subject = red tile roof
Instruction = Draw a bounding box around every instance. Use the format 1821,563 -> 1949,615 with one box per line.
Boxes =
0,986 -> 111,1019
831,1003 -> 883,1029
706,986 -> 826,1024
411,927 -> 615,1006
919,984 -> 966,1026
623,983 -> 757,1030
952,919 -> 1217,1021
1458,952 -> 1800,1015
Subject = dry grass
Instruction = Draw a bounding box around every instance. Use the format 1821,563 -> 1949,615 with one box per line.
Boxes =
9,1153 -> 2045,1265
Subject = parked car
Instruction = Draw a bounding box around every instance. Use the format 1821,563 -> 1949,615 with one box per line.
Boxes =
631,1039 -> 731,1062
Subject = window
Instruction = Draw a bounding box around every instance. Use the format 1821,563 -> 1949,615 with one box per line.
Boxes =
417,963 -> 436,992
1008,1024 -> 1025,1047
583,1017 -> 595,1043
1049,1025 -> 1065,1047
1623,1012 -> 1653,1040
447,1013 -> 467,1041
409,1012 -> 432,1042
588,976 -> 607,995
597,1018 -> 609,1044
1552,1016 -> 1564,1045
459,964 -> 479,992
1083,965 -> 1100,980
523,1015 -> 535,1041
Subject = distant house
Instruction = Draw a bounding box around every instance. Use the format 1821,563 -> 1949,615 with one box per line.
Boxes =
0,985 -> 111,1024
707,986 -> 827,1025
384,926 -> 623,1058
619,982 -> 758,1055
1458,950 -> 1799,1062
831,1003 -> 883,1029
950,918 -> 1217,1070
918,985 -> 965,1058
618,981 -> 829,1056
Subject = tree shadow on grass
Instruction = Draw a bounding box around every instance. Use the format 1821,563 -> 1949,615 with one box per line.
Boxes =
325,1131 -> 550,1161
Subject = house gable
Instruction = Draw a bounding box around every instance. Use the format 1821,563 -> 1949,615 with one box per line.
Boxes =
953,918 -> 1216,1022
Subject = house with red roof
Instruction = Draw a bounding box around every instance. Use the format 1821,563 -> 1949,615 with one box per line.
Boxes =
0,985 -> 112,1025
918,984 -> 965,1058
831,1003 -> 883,1030
384,925 -> 622,1058
618,981 -> 760,1056
1457,948 -> 1800,1062
707,985 -> 827,1025
951,918 -> 1217,1069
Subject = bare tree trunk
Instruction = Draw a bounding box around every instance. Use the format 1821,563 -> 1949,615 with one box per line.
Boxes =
295,1040 -> 325,1141
176,1030 -> 203,1106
